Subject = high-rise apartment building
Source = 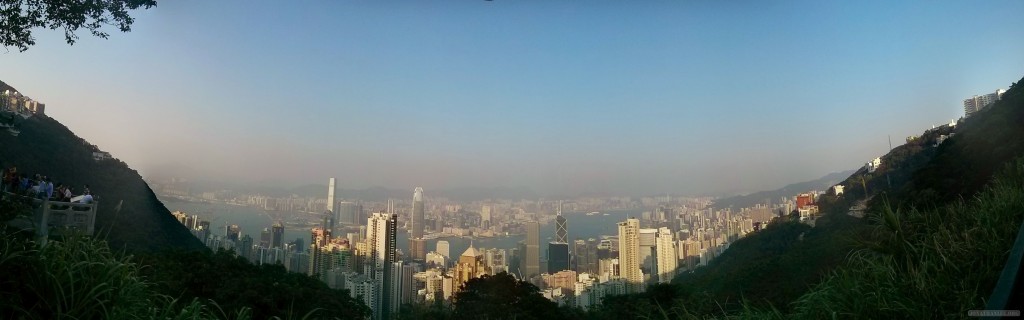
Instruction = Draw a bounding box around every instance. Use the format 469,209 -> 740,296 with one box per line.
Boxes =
618,218 -> 643,293
655,227 -> 678,283
481,205 -> 492,228
964,88 -> 1007,117
366,212 -> 397,320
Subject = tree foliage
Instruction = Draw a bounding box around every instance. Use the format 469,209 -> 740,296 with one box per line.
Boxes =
0,0 -> 156,51
136,249 -> 371,320
452,272 -> 562,320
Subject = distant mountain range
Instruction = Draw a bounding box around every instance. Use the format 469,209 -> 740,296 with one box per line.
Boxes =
174,181 -> 540,202
711,169 -> 856,210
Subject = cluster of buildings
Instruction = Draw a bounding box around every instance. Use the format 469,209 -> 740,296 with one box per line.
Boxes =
1,89 -> 45,116
168,175 -> 835,317
963,88 -> 1007,117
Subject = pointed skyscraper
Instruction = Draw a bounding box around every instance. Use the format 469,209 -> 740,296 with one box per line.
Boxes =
555,201 -> 567,243
548,201 -> 570,273
409,187 -> 426,261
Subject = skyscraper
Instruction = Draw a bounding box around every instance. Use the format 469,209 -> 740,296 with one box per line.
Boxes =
453,244 -> 491,292
260,228 -> 271,248
655,227 -> 678,283
225,225 -> 240,241
574,239 -> 598,274
555,204 -> 567,243
271,222 -> 284,249
338,201 -> 357,226
412,187 -> 424,239
549,202 -> 570,273
409,187 -> 426,261
525,221 -> 540,279
547,242 -> 570,273
409,238 -> 426,261
326,178 -> 337,207
366,212 -> 397,320
639,228 -> 658,277
437,240 -> 450,259
618,218 -> 643,293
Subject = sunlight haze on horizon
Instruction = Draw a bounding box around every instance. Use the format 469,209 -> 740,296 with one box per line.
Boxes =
2,0 -> 1023,197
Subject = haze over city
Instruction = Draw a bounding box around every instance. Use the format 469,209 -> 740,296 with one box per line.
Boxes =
2,1 -> 1023,196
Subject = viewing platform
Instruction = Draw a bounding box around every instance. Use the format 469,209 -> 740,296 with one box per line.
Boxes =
2,193 -> 97,245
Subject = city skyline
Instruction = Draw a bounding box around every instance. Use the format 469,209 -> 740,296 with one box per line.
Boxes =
2,1 -> 1023,197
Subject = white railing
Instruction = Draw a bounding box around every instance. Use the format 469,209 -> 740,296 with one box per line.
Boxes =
2,192 -> 97,245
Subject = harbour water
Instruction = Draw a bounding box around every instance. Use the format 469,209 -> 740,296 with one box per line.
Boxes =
164,200 -> 643,261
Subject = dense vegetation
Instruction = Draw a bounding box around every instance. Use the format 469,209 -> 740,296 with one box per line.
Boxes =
783,158 -> 1024,318
0,113 -> 204,252
136,250 -> 370,319
0,195 -> 370,319
397,272 -> 569,320
586,76 -> 1024,318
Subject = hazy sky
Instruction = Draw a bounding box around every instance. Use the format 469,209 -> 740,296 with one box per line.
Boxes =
2,1 -> 1023,196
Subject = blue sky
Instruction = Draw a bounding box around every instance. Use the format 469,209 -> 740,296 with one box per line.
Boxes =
2,1 -> 1023,196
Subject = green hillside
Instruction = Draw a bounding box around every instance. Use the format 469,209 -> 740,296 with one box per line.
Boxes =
585,76 -> 1024,319
0,111 -> 204,252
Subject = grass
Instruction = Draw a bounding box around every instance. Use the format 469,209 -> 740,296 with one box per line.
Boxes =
0,231 -> 248,319
633,158 -> 1024,319
780,157 -> 1024,319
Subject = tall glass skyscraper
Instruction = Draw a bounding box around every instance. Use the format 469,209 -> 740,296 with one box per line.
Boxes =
412,187 -> 424,239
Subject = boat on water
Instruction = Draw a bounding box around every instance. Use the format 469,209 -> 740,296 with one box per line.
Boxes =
586,211 -> 599,216
602,213 -> 610,216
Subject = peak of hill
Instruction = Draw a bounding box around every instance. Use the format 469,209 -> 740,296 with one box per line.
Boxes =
0,100 -> 204,252
712,169 -> 855,210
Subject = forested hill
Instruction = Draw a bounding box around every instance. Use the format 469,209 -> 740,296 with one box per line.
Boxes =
712,169 -> 855,210
0,103 -> 204,252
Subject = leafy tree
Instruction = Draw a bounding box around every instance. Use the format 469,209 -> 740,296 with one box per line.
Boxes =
0,0 -> 157,51
452,272 -> 561,320
136,249 -> 370,319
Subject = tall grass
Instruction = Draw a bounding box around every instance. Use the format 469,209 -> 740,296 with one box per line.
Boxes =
784,158 -> 1024,319
0,231 -> 255,319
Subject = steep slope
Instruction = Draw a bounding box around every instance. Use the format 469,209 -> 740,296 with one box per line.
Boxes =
0,80 -> 17,93
0,112 -> 204,252
654,76 -> 1024,317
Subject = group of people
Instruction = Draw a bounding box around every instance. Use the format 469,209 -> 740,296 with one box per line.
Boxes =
1,165 -> 94,204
